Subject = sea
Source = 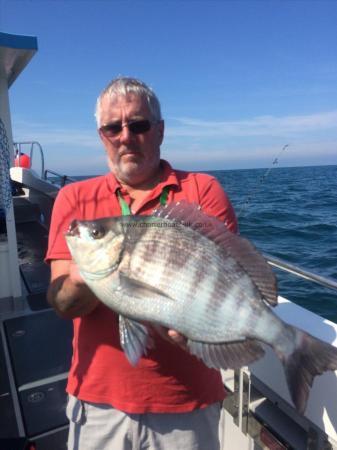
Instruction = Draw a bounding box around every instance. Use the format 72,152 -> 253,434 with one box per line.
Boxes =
209,164 -> 337,323
79,164 -> 337,323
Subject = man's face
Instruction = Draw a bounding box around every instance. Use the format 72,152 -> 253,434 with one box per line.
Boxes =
98,93 -> 164,187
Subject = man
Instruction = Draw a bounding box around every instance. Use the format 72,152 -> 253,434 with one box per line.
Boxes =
46,77 -> 238,449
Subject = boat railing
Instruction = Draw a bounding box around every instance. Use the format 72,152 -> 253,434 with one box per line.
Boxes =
265,253 -> 337,292
13,141 -> 77,187
14,141 -> 45,177
43,169 -> 77,187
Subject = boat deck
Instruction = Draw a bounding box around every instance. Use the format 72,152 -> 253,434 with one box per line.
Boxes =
0,195 -> 72,449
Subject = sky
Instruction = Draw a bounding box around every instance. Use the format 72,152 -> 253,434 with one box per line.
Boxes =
1,0 -> 337,175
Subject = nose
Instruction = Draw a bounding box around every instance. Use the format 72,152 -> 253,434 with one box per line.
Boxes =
119,124 -> 133,143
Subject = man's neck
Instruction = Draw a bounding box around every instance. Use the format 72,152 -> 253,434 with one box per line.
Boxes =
119,169 -> 162,198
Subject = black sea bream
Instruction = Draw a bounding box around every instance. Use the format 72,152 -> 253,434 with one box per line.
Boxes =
65,202 -> 337,414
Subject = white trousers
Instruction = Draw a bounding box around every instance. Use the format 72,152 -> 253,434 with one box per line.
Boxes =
66,396 -> 224,450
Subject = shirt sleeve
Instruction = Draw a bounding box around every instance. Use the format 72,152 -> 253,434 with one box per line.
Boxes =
45,185 -> 79,262
197,176 -> 238,233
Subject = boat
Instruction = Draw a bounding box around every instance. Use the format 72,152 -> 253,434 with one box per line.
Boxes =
1,31 -> 337,450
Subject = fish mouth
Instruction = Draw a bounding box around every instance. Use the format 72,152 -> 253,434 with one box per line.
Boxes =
80,264 -> 117,280
67,220 -> 80,237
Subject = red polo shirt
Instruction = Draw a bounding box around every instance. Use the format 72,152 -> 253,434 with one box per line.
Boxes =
46,160 -> 237,413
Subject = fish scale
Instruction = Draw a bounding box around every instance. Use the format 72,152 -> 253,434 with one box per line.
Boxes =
66,202 -> 337,415
124,225 -> 272,343
121,222 -> 265,340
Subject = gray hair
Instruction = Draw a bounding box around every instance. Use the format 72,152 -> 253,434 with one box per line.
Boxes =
95,77 -> 162,127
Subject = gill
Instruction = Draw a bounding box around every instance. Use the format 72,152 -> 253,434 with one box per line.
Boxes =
81,233 -> 126,281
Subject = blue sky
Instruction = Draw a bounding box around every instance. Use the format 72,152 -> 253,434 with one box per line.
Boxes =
1,0 -> 337,175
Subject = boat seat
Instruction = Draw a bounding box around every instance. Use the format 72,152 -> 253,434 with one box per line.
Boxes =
20,261 -> 51,311
15,220 -> 51,311
20,261 -> 50,295
16,221 -> 48,264
26,292 -> 51,311
13,197 -> 41,224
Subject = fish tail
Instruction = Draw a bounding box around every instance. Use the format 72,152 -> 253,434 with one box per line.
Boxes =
282,329 -> 337,415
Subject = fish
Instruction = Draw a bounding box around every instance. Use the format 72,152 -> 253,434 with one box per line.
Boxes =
65,201 -> 337,415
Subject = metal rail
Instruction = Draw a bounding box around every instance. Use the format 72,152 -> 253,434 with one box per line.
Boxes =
14,141 -> 77,187
265,253 -> 337,292
14,141 -> 45,177
44,169 -> 77,187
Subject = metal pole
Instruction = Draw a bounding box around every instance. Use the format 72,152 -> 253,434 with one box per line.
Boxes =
0,75 -> 22,299
265,254 -> 337,292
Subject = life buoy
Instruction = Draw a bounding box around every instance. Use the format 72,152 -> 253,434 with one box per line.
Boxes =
14,153 -> 31,168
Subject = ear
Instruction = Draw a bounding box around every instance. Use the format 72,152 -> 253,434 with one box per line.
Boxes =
157,120 -> 164,145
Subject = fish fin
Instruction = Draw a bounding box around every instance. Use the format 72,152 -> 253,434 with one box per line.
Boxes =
282,329 -> 337,415
187,338 -> 265,370
217,232 -> 277,307
153,201 -> 277,306
119,315 -> 153,366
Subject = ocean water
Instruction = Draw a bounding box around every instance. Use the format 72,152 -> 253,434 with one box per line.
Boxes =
209,165 -> 337,323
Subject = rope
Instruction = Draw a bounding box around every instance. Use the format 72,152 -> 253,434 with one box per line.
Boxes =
0,118 -> 12,217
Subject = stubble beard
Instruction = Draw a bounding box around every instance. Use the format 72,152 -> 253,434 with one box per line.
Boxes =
107,153 -> 161,188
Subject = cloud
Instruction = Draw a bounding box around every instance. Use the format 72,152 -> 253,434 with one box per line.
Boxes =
166,110 -> 337,138
12,118 -> 101,149
12,110 -> 337,149
162,140 -> 337,170
10,111 -> 336,174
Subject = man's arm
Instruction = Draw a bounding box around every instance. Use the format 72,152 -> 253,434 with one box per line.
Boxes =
47,259 -> 99,319
48,260 -> 186,348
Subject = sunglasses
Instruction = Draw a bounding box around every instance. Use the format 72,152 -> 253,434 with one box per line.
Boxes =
99,119 -> 159,137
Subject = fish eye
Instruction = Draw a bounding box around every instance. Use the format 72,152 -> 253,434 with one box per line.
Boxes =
90,225 -> 106,240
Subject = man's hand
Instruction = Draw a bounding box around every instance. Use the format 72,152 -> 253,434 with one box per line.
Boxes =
167,329 -> 188,349
149,324 -> 188,351
47,259 -> 99,319
68,260 -> 85,285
